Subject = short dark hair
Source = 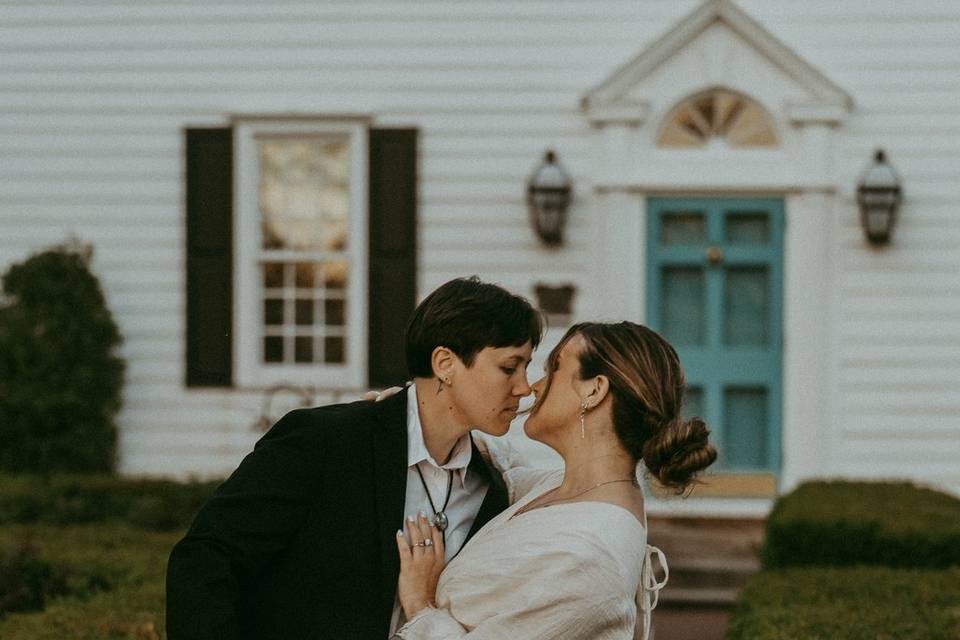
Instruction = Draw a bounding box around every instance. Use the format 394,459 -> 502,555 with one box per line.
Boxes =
405,277 -> 543,378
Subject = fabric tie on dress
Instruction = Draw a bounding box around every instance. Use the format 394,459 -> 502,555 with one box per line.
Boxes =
638,544 -> 669,640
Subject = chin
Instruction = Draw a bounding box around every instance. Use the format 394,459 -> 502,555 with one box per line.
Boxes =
522,417 -> 538,439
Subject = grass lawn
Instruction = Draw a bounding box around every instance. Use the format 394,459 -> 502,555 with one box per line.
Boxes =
0,524 -> 181,640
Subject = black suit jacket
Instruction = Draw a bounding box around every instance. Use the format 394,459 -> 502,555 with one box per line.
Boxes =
166,391 -> 508,640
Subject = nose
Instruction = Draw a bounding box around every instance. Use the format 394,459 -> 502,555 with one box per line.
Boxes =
513,375 -> 532,398
530,376 -> 545,395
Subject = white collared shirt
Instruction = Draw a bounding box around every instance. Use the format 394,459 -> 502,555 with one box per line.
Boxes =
388,384 -> 489,637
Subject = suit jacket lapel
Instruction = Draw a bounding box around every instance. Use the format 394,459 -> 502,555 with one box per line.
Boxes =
371,391 -> 409,629
464,434 -> 509,542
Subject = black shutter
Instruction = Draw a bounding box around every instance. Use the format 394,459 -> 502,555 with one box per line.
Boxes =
368,129 -> 418,387
185,128 -> 233,387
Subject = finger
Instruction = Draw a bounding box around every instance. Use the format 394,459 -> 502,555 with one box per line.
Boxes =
406,515 -> 424,558
395,529 -> 410,567
431,518 -> 445,563
377,386 -> 404,401
361,390 -> 380,402
416,512 -> 434,554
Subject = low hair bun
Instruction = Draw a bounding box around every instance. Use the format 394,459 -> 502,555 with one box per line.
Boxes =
641,416 -> 717,494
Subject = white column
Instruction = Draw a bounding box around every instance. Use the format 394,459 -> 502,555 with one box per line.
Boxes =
781,191 -> 836,491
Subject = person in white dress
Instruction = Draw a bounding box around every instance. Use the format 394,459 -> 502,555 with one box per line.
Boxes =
391,321 -> 718,640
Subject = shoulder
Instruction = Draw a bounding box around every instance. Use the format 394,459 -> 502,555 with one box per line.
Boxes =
548,503 -> 647,568
259,397 -> 392,446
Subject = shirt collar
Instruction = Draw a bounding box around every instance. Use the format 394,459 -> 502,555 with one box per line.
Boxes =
406,384 -> 472,488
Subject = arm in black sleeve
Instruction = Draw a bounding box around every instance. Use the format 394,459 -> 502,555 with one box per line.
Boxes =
165,408 -> 326,639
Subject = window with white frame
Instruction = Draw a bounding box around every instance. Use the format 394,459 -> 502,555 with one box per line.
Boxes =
233,118 -> 368,388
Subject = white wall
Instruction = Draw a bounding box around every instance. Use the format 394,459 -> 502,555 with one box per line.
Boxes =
1,1 -> 957,495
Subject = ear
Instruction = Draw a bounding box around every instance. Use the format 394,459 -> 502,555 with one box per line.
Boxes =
584,375 -> 610,409
431,346 -> 458,383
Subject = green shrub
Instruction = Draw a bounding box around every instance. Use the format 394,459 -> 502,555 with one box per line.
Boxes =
0,543 -> 67,616
0,242 -> 125,473
727,566 -> 960,640
762,480 -> 960,569
0,475 -> 220,531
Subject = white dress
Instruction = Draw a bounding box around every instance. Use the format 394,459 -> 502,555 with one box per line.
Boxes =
396,435 -> 668,640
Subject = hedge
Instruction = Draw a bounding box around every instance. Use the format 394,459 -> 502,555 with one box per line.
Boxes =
762,480 -> 960,569
0,474 -> 220,531
727,566 -> 960,640
0,524 -> 179,639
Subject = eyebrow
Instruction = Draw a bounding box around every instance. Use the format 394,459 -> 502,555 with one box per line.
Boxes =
503,355 -> 532,366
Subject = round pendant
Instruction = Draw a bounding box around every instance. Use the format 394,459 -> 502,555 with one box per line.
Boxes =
433,511 -> 449,532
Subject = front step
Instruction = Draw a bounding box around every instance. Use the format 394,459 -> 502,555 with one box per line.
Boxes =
646,517 -> 765,608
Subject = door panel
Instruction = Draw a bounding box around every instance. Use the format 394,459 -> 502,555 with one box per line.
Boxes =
647,197 -> 783,473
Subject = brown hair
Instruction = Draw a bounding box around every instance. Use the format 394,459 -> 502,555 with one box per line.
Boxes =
533,322 -> 717,493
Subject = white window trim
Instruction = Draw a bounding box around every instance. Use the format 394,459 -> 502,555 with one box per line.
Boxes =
233,117 -> 368,389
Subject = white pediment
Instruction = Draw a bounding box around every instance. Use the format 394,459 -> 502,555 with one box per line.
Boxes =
582,0 -> 853,127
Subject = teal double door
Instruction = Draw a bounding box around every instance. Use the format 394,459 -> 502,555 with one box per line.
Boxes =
646,197 -> 783,473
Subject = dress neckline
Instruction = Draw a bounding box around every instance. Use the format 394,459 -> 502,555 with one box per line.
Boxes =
510,498 -> 647,529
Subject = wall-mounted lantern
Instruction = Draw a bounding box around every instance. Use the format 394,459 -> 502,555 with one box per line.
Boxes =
856,149 -> 902,246
526,150 -> 573,246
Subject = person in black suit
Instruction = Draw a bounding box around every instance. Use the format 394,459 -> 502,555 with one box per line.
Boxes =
165,277 -> 543,640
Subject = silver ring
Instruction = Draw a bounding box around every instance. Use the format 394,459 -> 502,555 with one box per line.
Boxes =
423,538 -> 434,547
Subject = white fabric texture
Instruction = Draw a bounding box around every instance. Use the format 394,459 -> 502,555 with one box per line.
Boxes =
396,434 -> 668,640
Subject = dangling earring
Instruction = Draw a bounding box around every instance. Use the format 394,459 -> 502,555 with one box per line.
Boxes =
579,400 -> 588,439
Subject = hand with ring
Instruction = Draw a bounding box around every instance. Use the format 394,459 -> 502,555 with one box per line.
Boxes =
395,511 -> 446,619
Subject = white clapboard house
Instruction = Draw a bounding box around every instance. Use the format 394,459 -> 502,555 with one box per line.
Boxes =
2,0 -> 958,516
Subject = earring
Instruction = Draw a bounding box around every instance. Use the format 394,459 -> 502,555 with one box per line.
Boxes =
579,400 -> 588,439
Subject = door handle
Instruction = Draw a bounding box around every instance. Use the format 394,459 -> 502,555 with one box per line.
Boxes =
706,246 -> 724,264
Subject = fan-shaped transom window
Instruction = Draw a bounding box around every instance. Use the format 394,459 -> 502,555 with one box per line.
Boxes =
657,88 -> 778,148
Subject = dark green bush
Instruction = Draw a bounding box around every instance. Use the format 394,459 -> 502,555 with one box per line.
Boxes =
0,543 -> 67,617
0,475 -> 220,531
0,242 -> 125,473
762,480 -> 960,569
727,566 -> 960,640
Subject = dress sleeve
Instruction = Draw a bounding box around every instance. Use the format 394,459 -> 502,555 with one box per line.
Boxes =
395,533 -> 637,640
472,431 -> 563,504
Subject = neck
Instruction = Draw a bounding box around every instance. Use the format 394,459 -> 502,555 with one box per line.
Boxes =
413,378 -> 471,466
554,420 -> 636,493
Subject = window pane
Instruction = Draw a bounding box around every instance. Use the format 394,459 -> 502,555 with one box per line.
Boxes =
683,386 -> 703,419
325,299 -> 345,327
258,137 -> 350,251
724,387 -> 768,469
724,266 -> 769,346
264,299 -> 284,326
661,212 -> 706,245
295,262 -> 316,288
263,262 -> 285,289
295,336 -> 313,363
726,212 -> 769,244
661,267 -> 705,346
324,336 -> 345,364
264,336 -> 284,363
295,299 -> 314,325
324,261 -> 348,289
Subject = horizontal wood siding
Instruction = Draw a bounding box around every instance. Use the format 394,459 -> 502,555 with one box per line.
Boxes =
1,1 -> 958,493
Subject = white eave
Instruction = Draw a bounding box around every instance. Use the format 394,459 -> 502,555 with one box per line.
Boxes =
582,0 -> 853,125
